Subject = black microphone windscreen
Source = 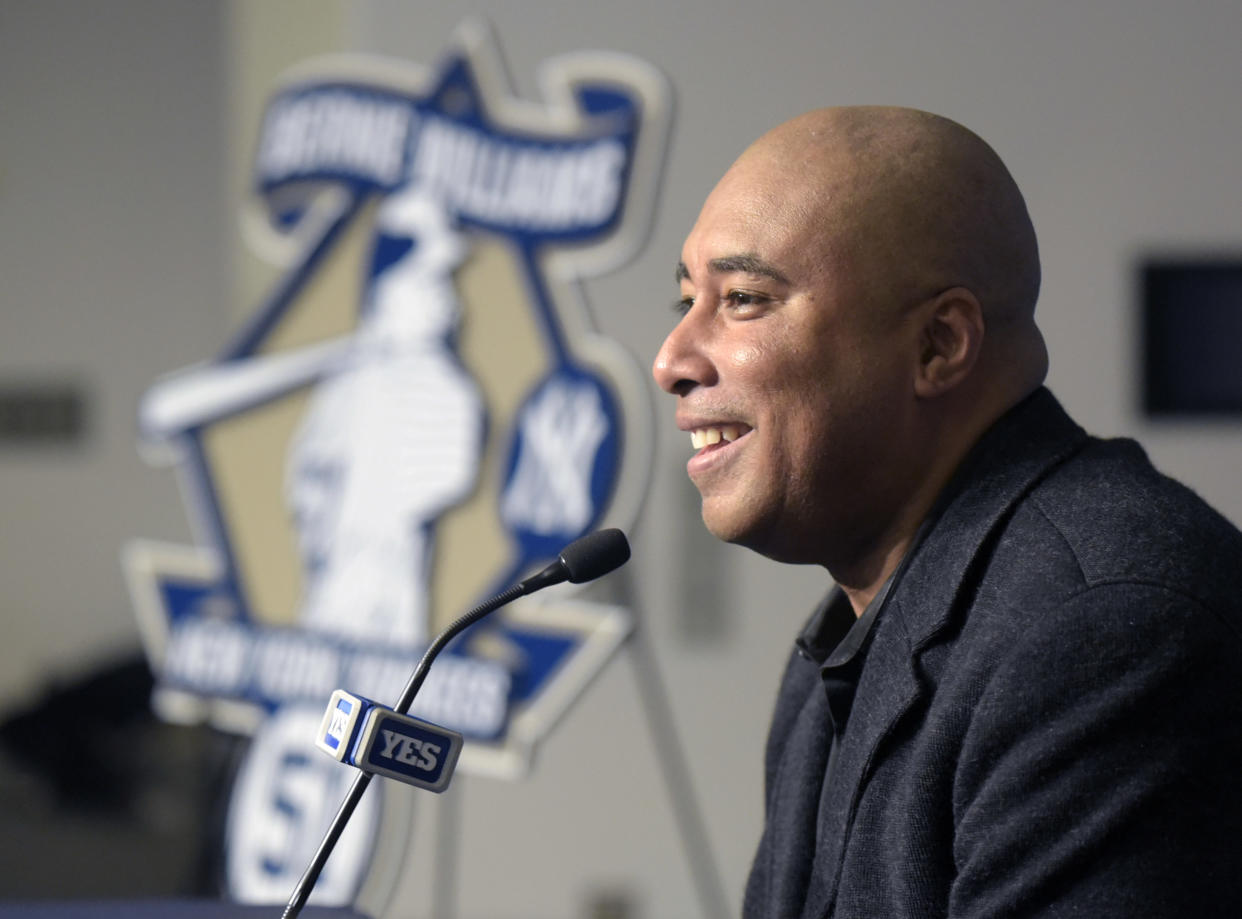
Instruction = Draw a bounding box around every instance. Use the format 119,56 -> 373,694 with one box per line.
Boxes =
559,528 -> 630,583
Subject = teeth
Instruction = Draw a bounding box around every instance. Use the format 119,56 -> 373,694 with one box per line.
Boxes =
690,425 -> 742,450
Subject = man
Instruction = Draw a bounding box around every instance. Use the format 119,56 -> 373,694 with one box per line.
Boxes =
654,107 -> 1242,918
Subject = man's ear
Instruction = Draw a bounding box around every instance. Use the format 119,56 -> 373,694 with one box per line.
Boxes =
914,287 -> 984,398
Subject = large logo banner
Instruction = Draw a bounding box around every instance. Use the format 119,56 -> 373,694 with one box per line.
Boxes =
125,21 -> 669,906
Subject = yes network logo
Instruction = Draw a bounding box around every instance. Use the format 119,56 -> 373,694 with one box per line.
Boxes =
125,22 -> 668,907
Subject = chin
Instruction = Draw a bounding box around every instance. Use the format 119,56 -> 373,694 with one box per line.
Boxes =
701,500 -> 780,557
704,508 -> 823,568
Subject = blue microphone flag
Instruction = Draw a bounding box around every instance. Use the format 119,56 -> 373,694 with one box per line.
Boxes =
315,689 -> 463,793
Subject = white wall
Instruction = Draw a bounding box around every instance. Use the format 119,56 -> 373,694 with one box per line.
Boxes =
0,1 -> 228,703
2,1 -> 1241,916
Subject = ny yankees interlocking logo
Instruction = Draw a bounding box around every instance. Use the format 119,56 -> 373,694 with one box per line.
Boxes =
502,375 -> 610,537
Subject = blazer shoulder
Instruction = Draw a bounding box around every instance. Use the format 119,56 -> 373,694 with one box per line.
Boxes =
1023,436 -> 1242,616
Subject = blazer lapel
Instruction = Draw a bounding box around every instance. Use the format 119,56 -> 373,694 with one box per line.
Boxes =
799,388 -> 1090,918
895,387 -> 1089,655
800,609 -> 923,917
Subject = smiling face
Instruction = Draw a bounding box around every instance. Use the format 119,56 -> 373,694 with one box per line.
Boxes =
654,107 -> 1048,585
653,135 -> 927,570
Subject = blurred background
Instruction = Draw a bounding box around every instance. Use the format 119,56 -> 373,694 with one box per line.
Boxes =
2,1 -> 1240,916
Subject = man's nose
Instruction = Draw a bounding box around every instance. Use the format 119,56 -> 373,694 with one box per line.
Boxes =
652,313 -> 716,396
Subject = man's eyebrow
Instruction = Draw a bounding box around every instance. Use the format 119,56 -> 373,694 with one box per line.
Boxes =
709,254 -> 790,284
675,254 -> 791,285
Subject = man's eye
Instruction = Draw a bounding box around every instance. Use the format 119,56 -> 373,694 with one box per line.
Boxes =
672,295 -> 694,317
725,290 -> 767,314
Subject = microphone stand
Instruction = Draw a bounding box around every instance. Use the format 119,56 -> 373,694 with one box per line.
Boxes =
282,583 -> 524,918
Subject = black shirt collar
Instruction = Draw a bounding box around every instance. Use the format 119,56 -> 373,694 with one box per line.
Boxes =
795,576 -> 890,668
796,580 -> 892,737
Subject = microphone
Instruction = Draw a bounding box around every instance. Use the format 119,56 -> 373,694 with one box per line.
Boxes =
284,529 -> 630,918
517,526 -> 631,592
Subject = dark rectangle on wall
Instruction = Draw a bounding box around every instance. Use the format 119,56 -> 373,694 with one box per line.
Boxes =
0,382 -> 87,443
1142,259 -> 1242,416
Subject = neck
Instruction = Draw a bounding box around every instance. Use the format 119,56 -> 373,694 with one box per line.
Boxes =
835,542 -> 913,616
831,480 -> 938,617
830,402 -> 999,616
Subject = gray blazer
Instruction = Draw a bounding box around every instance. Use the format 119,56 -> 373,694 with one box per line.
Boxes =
744,388 -> 1242,918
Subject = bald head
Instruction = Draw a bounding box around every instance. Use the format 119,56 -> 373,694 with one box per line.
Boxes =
658,107 -> 1048,584
728,107 -> 1042,350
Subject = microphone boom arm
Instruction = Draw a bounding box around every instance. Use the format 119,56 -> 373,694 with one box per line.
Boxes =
282,529 -> 629,918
